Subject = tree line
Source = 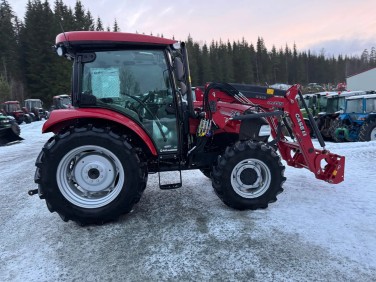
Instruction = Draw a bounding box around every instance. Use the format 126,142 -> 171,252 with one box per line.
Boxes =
1,0 -> 376,106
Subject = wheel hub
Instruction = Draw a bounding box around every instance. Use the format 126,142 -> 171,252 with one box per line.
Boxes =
230,158 -> 271,198
239,168 -> 258,185
234,164 -> 262,189
88,168 -> 100,179
73,154 -> 116,192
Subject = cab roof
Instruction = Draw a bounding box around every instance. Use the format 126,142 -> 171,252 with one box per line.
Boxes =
346,93 -> 376,100
56,31 -> 177,47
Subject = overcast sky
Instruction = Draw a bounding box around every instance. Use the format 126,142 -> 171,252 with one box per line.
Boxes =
10,0 -> 376,57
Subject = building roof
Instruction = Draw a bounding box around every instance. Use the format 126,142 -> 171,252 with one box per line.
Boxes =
346,67 -> 376,78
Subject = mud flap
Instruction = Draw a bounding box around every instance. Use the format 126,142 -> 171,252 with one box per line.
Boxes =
0,129 -> 24,146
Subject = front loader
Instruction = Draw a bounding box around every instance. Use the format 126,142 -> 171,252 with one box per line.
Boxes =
29,31 -> 345,225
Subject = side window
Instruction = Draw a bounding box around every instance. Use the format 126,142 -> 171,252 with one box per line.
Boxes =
366,98 -> 376,113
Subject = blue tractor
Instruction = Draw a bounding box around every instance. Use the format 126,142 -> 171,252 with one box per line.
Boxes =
332,93 -> 376,142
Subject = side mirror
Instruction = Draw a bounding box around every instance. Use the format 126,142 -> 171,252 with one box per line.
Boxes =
180,82 -> 187,95
173,57 -> 185,81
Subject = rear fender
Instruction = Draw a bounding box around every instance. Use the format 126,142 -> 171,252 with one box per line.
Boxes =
43,108 -> 158,156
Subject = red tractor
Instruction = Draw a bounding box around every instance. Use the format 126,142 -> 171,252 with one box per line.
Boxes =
1,101 -> 26,124
30,31 -> 345,225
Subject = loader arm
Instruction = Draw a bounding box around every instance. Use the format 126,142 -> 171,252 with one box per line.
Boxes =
205,83 -> 345,184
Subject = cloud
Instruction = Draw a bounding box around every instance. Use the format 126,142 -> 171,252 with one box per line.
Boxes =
305,37 -> 376,57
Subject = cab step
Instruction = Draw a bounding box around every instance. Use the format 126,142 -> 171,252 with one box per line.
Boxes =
158,170 -> 182,190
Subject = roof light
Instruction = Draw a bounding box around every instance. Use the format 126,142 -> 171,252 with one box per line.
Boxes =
56,46 -> 65,57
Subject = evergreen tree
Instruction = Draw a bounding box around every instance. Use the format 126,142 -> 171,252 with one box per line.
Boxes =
19,0 -> 56,102
0,0 -> 21,88
73,0 -> 85,30
199,43 -> 212,84
0,75 -> 11,101
113,19 -> 120,32
96,17 -> 103,31
86,11 -> 95,30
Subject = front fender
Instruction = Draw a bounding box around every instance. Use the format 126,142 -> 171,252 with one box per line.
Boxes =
43,108 -> 157,156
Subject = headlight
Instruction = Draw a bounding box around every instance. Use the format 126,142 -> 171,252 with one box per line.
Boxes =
259,125 -> 271,136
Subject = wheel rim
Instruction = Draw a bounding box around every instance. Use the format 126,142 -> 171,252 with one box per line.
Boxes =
371,127 -> 376,141
231,158 -> 271,198
57,145 -> 124,209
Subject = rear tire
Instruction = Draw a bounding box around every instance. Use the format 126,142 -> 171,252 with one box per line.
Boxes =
212,141 -> 285,210
359,121 -> 376,141
35,126 -> 145,224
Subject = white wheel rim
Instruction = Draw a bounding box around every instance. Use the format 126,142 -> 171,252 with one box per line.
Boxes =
57,145 -> 124,208
371,127 -> 376,141
231,158 -> 271,198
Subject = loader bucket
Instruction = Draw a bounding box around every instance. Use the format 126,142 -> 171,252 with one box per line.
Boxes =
0,128 -> 24,146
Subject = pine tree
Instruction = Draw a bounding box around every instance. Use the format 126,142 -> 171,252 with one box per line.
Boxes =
74,0 -> 85,30
113,19 -> 120,32
199,43 -> 212,84
0,75 -> 11,101
19,0 -> 56,102
370,47 -> 376,67
96,17 -> 103,31
85,10 -> 95,30
0,0 -> 21,89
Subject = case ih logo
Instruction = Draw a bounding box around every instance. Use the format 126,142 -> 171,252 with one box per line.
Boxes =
295,114 -> 307,136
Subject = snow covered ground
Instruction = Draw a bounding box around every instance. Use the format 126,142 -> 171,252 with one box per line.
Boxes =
0,121 -> 375,281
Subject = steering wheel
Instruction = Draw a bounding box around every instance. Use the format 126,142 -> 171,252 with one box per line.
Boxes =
122,93 -> 167,142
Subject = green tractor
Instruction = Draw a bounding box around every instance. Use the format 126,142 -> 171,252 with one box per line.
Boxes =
297,92 -> 335,137
0,113 -> 23,145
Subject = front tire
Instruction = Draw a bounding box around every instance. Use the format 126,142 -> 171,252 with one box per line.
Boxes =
359,121 -> 376,141
35,126 -> 145,224
212,141 -> 285,210
329,119 -> 343,142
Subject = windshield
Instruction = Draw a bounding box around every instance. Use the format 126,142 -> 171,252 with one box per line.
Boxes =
305,95 -> 327,111
326,97 -> 345,113
346,99 -> 363,113
326,98 -> 338,113
318,96 -> 327,111
60,97 -> 71,106
81,49 -> 178,152
7,103 -> 20,112
26,100 -> 42,109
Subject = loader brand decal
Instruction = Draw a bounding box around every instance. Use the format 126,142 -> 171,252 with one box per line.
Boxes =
160,148 -> 178,152
267,101 -> 284,107
219,110 -> 239,117
266,88 -> 275,95
231,110 -> 240,117
295,114 -> 307,136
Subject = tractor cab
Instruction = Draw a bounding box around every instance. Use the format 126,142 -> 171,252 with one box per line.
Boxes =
24,99 -> 47,120
78,49 -> 181,153
51,32 -> 195,161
